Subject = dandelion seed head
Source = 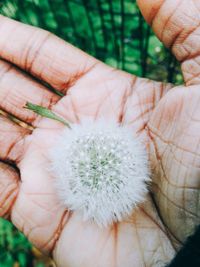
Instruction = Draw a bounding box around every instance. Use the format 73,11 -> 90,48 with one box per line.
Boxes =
50,120 -> 150,227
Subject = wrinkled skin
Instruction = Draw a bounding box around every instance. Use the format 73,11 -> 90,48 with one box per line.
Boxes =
0,1 -> 200,266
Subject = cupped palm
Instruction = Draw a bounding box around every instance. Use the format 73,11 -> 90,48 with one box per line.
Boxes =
0,1 -> 200,266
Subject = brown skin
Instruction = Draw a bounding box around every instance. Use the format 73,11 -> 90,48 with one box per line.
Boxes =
0,1 -> 200,266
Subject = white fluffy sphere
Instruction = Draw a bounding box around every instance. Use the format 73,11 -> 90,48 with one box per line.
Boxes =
50,120 -> 150,227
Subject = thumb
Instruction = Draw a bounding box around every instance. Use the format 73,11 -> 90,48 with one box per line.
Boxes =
137,0 -> 200,86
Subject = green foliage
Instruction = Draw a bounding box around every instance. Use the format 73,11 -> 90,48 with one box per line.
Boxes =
0,219 -> 33,266
0,0 -> 183,266
0,0 -> 182,83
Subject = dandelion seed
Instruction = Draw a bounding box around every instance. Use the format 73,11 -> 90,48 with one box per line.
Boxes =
50,119 -> 150,227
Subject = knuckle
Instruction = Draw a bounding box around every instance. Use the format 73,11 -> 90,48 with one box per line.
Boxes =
0,60 -> 13,82
0,115 -> 28,161
23,31 -> 51,73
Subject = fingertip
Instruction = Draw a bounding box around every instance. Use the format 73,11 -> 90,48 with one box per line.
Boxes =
137,0 -> 164,25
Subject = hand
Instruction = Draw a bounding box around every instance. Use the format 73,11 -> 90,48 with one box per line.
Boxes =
0,1 -> 199,266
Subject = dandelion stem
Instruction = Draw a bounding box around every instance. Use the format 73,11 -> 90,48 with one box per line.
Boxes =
24,102 -> 71,128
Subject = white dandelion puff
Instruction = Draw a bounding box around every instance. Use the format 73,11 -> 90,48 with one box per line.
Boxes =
50,119 -> 150,227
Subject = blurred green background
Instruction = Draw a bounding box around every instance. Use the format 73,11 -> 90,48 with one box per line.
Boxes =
0,0 -> 182,266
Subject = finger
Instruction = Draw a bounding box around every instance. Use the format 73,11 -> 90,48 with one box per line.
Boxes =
0,15 -> 98,94
0,59 -> 59,125
137,0 -> 200,86
0,114 -> 30,162
0,161 -> 19,219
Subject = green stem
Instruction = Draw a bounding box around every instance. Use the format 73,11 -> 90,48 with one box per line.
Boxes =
25,102 -> 71,128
